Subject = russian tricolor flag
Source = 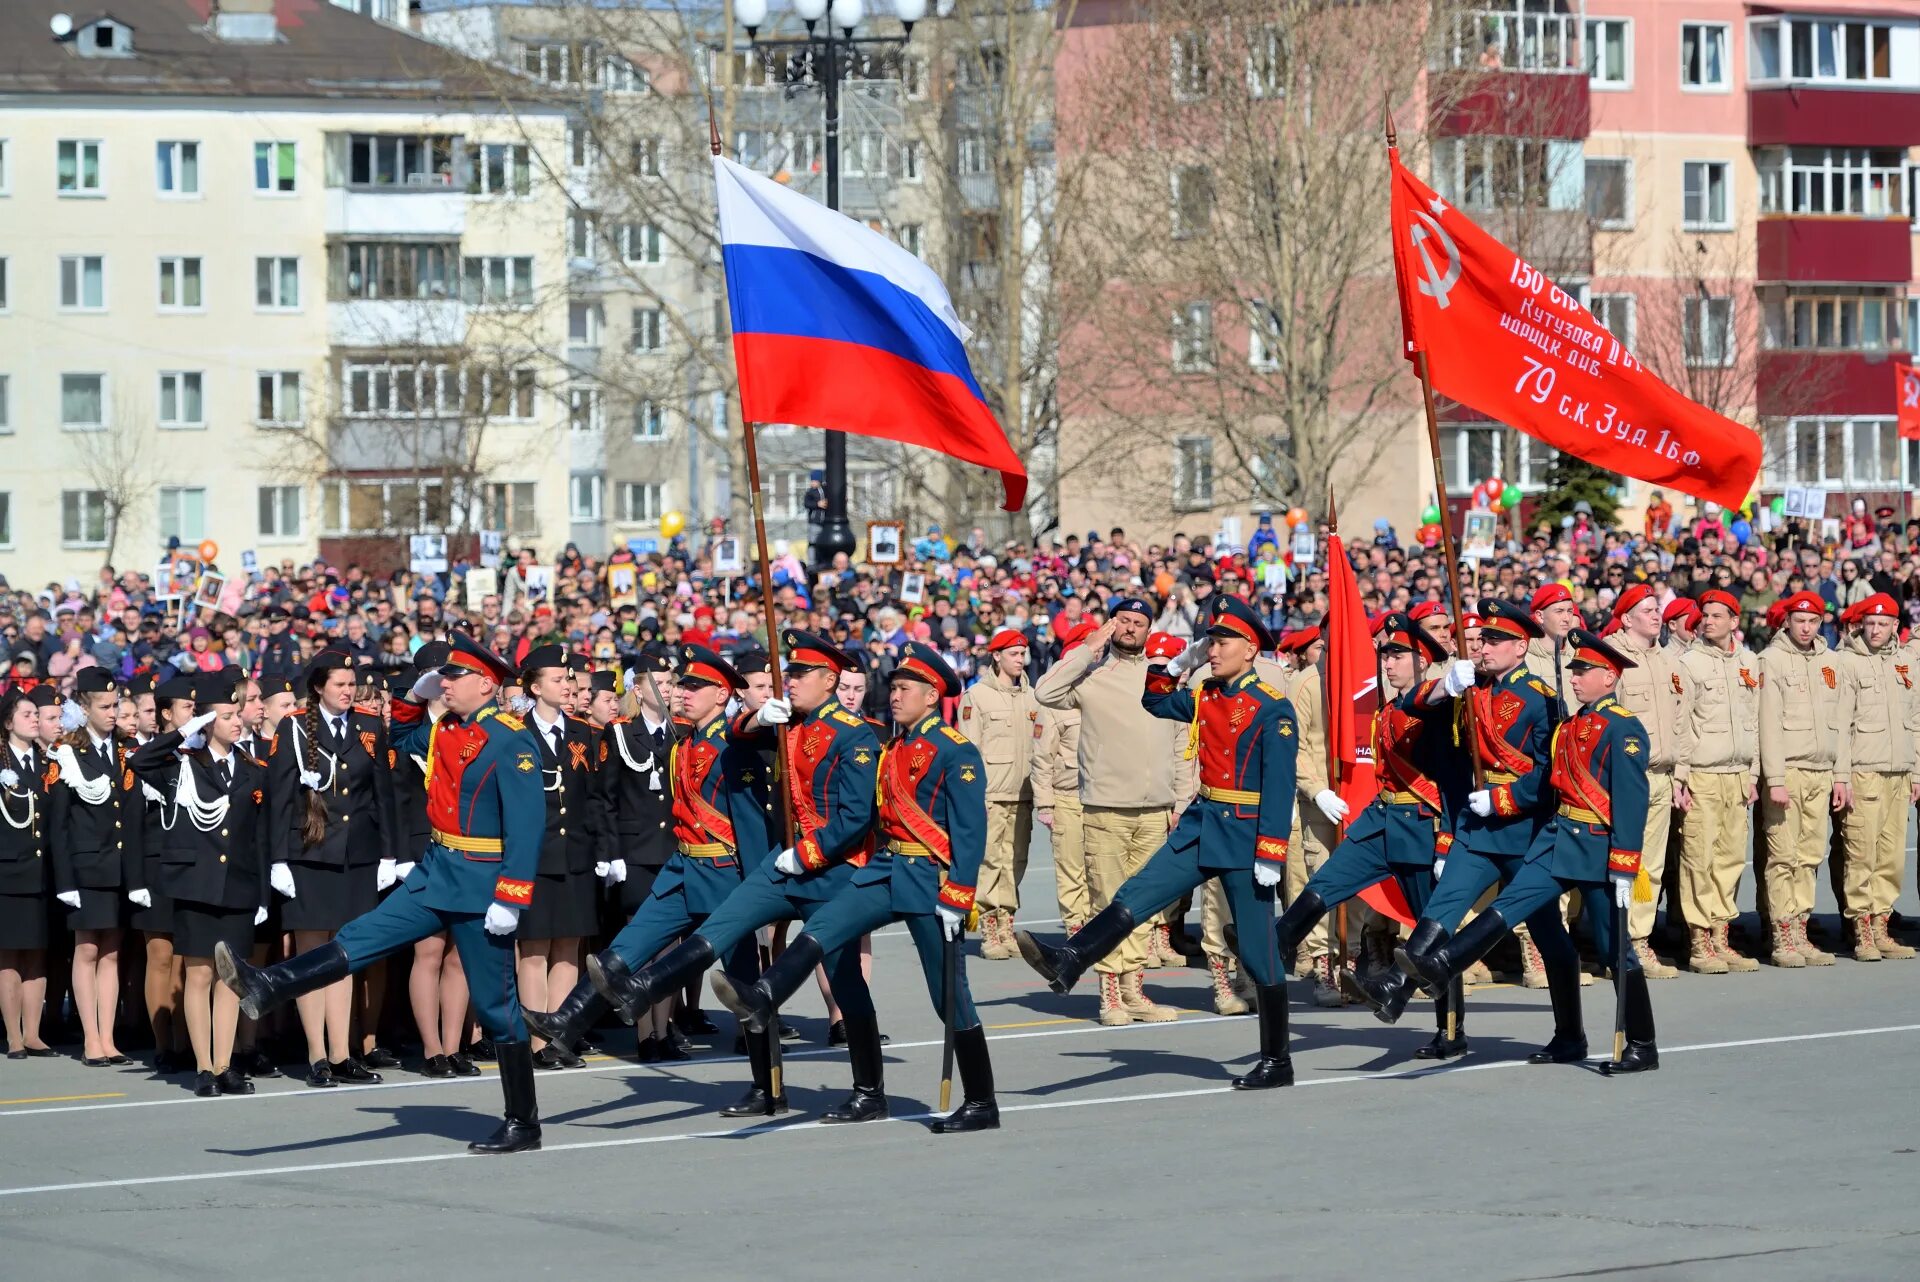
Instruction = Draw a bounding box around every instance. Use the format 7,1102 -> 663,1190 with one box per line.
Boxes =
714,155 -> 1027,511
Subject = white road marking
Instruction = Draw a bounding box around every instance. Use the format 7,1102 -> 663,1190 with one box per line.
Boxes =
0,1022 -> 1912,1200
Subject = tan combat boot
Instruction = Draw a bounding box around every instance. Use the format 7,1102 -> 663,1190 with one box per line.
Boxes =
1769,918 -> 1806,969
1688,926 -> 1729,974
1792,914 -> 1835,966
1309,954 -> 1343,1008
1119,971 -> 1179,1022
1097,972 -> 1131,1026
979,912 -> 1015,961
1231,962 -> 1258,1009
1143,922 -> 1178,969
1208,954 -> 1249,1015
1633,938 -> 1679,979
1851,916 -> 1882,961
1872,914 -> 1916,960
1713,922 -> 1760,972
1517,931 -> 1549,989
1462,958 -> 1495,986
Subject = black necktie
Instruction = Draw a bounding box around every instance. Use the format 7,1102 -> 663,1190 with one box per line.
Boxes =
550,726 -> 564,761
220,758 -> 233,787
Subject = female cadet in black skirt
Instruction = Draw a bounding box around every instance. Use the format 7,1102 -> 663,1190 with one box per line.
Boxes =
267,650 -> 398,1087
49,667 -> 143,1066
132,673 -> 270,1096
132,674 -> 192,1072
516,644 -> 608,1069
0,688 -> 56,1059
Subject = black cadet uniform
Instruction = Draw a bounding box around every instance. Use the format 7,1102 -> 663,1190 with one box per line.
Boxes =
0,711 -> 50,953
517,646 -> 609,943
49,669 -> 145,931
602,664 -> 678,911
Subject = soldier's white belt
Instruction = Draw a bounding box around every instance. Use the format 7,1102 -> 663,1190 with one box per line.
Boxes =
1198,785 -> 1260,805
434,829 -> 502,854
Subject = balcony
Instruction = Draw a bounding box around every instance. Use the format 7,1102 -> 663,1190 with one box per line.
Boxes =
1751,87 -> 1920,148
1756,217 -> 1910,284
1431,4 -> 1589,140
328,299 -> 466,349
1758,350 -> 1907,416
325,188 -> 465,237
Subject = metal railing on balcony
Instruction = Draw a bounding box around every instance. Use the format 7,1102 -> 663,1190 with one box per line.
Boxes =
1440,6 -> 1586,74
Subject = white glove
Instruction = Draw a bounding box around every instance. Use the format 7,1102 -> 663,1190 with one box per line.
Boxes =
57,890 -> 81,909
1612,876 -> 1633,910
937,904 -> 964,940
1165,637 -> 1211,678
270,862 -> 297,899
1433,856 -> 1447,879
1253,860 -> 1284,888
254,906 -> 269,925
1442,659 -> 1477,698
752,697 -> 792,729
594,860 -> 610,879
376,858 -> 398,891
772,847 -> 803,876
128,888 -> 152,909
409,671 -> 444,702
299,769 -> 322,791
0,768 -> 17,790
1313,789 -> 1350,824
60,699 -> 88,732
484,902 -> 521,936
394,861 -> 415,882
181,710 -> 218,739
602,858 -> 627,886
1468,790 -> 1493,817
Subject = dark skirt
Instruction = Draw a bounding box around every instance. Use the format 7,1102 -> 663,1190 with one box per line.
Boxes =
174,899 -> 258,960
130,886 -> 175,935
0,892 -> 48,950
66,888 -> 124,933
280,860 -> 378,934
617,861 -> 663,914
520,869 -> 598,940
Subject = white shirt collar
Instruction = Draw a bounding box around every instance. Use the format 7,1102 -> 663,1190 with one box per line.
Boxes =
532,710 -> 563,740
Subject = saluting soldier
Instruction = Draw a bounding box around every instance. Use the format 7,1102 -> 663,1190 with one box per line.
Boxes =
1018,597 -> 1299,1092
220,633 -> 548,1155
126,672 -> 188,1073
581,630 -> 883,1122
1608,585 -> 1694,979
1675,589 -> 1761,974
1833,593 -> 1920,961
0,689 -> 54,1059
733,641 -> 1000,1132
1401,628 -> 1659,1073
1756,591 -> 1843,967
1034,621 -> 1092,936
956,628 -> 1039,960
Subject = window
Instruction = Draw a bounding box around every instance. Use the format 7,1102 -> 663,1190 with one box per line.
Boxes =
0,374 -> 10,432
157,256 -> 203,310
567,126 -> 594,172
1172,302 -> 1214,371
1433,138 -> 1585,212
1449,7 -> 1582,72
57,140 -> 103,194
901,140 -> 923,183
320,477 -> 454,535
347,133 -> 458,189
958,132 -> 990,178
464,367 -> 536,421
1172,165 -> 1214,239
1588,293 -> 1636,351
632,400 -> 665,440
1682,161 -> 1730,229
484,482 -> 537,535
1247,300 -> 1282,371
768,470 -> 808,520
1684,296 -> 1734,367
902,54 -> 929,99
1764,291 -> 1905,352
1586,18 -> 1631,87
461,256 -> 534,306
603,57 -> 646,93
568,386 -> 603,432
896,223 -> 923,258
468,143 -> 532,197
156,141 -> 200,195
0,493 -> 9,547
1754,16 -> 1895,85
1584,157 -> 1631,228
1173,436 -> 1214,508
1246,25 -> 1285,98
1171,31 -> 1210,99
342,360 -> 457,417
618,221 -> 663,265
330,240 -> 456,301
61,374 -> 105,428
0,139 -> 9,195
522,40 -> 602,85
568,300 -> 603,347
617,481 -> 663,522
1773,417 -> 1908,486
841,131 -> 889,178
1760,147 -> 1905,218
158,487 -> 207,543
568,211 -> 598,260
258,485 -> 302,539
0,256 -> 9,311
631,307 -> 664,353
632,136 -> 662,179
569,473 -> 604,521
59,254 -> 105,311
257,371 -> 301,425
254,141 -> 296,193
61,490 -> 108,547
1680,23 -> 1729,89
255,255 -> 300,309
158,372 -> 205,428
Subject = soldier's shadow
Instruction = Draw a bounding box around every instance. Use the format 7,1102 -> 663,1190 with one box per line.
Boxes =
1017,1046 -> 1243,1097
208,1104 -> 496,1157
549,1080 -> 749,1131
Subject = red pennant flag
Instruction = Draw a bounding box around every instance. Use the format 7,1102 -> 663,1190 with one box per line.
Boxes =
1390,148 -> 1760,510
1897,361 -> 1920,442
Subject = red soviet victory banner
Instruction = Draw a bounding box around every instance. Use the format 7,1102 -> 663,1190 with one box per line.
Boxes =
1896,362 -> 1920,441
1390,148 -> 1761,510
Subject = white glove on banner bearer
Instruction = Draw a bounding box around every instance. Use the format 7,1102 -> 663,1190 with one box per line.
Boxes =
773,847 -> 803,876
752,697 -> 792,729
937,904 -> 965,940
1468,790 -> 1493,817
376,859 -> 398,891
270,863 -> 298,899
1166,637 -> 1211,678
484,902 -> 521,936
1442,660 -> 1477,698
1254,861 -> 1284,889
1313,790 -> 1349,824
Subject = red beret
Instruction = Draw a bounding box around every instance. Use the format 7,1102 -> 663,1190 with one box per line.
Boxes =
986,628 -> 1029,652
1409,602 -> 1448,622
1777,591 -> 1825,618
1278,626 -> 1321,654
1611,583 -> 1653,618
1144,631 -> 1187,661
1662,598 -> 1700,626
1765,600 -> 1788,630
1368,612 -> 1391,637
1598,617 -> 1622,637
1461,612 -> 1483,630
1859,592 -> 1899,618
1697,590 -> 1741,616
1529,584 -> 1572,612
1060,619 -> 1100,652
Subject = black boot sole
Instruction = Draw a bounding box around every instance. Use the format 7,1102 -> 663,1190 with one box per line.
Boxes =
214,944 -> 268,1021
521,1010 -> 575,1053
1413,1037 -> 1469,1061
929,1102 -> 1000,1133
1601,1048 -> 1659,1076
1231,1059 -> 1295,1090
467,1127 -> 543,1155
585,954 -> 640,1025
1391,945 -> 1449,996
719,1093 -> 791,1119
738,983 -> 777,1036
1014,932 -> 1073,993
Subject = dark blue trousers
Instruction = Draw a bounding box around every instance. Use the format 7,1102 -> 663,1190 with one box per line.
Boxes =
801,879 -> 978,1030
337,889 -> 525,1042
692,866 -> 873,1018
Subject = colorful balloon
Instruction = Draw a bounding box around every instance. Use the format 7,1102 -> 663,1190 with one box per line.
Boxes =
1285,507 -> 1308,528
659,510 -> 685,539
197,539 -> 219,563
1485,477 -> 1505,500
1420,504 -> 1443,527
1770,496 -> 1787,517
1500,487 -> 1523,511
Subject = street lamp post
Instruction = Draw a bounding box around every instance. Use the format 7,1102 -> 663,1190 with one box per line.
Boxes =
734,0 -> 928,569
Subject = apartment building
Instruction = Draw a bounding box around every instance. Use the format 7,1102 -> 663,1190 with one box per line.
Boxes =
0,0 -> 571,582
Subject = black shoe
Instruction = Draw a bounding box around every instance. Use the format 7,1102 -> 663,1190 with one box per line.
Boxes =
533,1046 -> 567,1070
234,1048 -> 282,1079
719,1087 -> 791,1118
655,1034 -> 691,1063
1015,903 -> 1136,994
558,1046 -> 588,1069
216,940 -> 350,1022
152,1048 -> 188,1074
422,1055 -> 453,1078
83,1056 -> 113,1068
828,1020 -> 847,1047
1602,1041 -> 1659,1075
779,1021 -> 801,1044
819,1012 -> 887,1124
5,1050 -> 22,1060
929,1026 -> 999,1134
1600,968 -> 1658,1075
739,935 -> 823,1036
330,1058 -> 383,1084
108,1054 -> 131,1066
522,979 -> 608,1058
194,1070 -> 217,1097
675,1006 -> 720,1036
723,1027 -> 790,1117
305,1060 -> 335,1088
214,1066 -> 254,1095
1413,1031 -> 1470,1060
448,1053 -> 481,1078
634,1036 -> 660,1063
1232,987 -> 1294,1090
1416,977 -> 1468,1059
361,1046 -> 401,1070
22,1046 -> 59,1059
468,1038 -> 496,1063
1527,1034 -> 1589,1065
469,1041 -> 541,1155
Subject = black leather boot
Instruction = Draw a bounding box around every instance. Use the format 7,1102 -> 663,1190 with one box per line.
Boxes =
469,1040 -> 542,1154
1601,969 -> 1658,1075
1349,964 -> 1415,1024
738,934 -> 823,1035
216,940 -> 349,1021
1233,987 -> 1294,1089
1405,910 -> 1507,995
589,935 -> 713,1025
1014,903 -> 1135,994
1527,953 -> 1589,1065
1416,976 -> 1469,1059
1391,918 -> 1449,994
1271,889 -> 1327,968
929,1025 -> 999,1133
819,1012 -> 887,1124
523,977 -> 608,1057
720,1026 -> 791,1117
